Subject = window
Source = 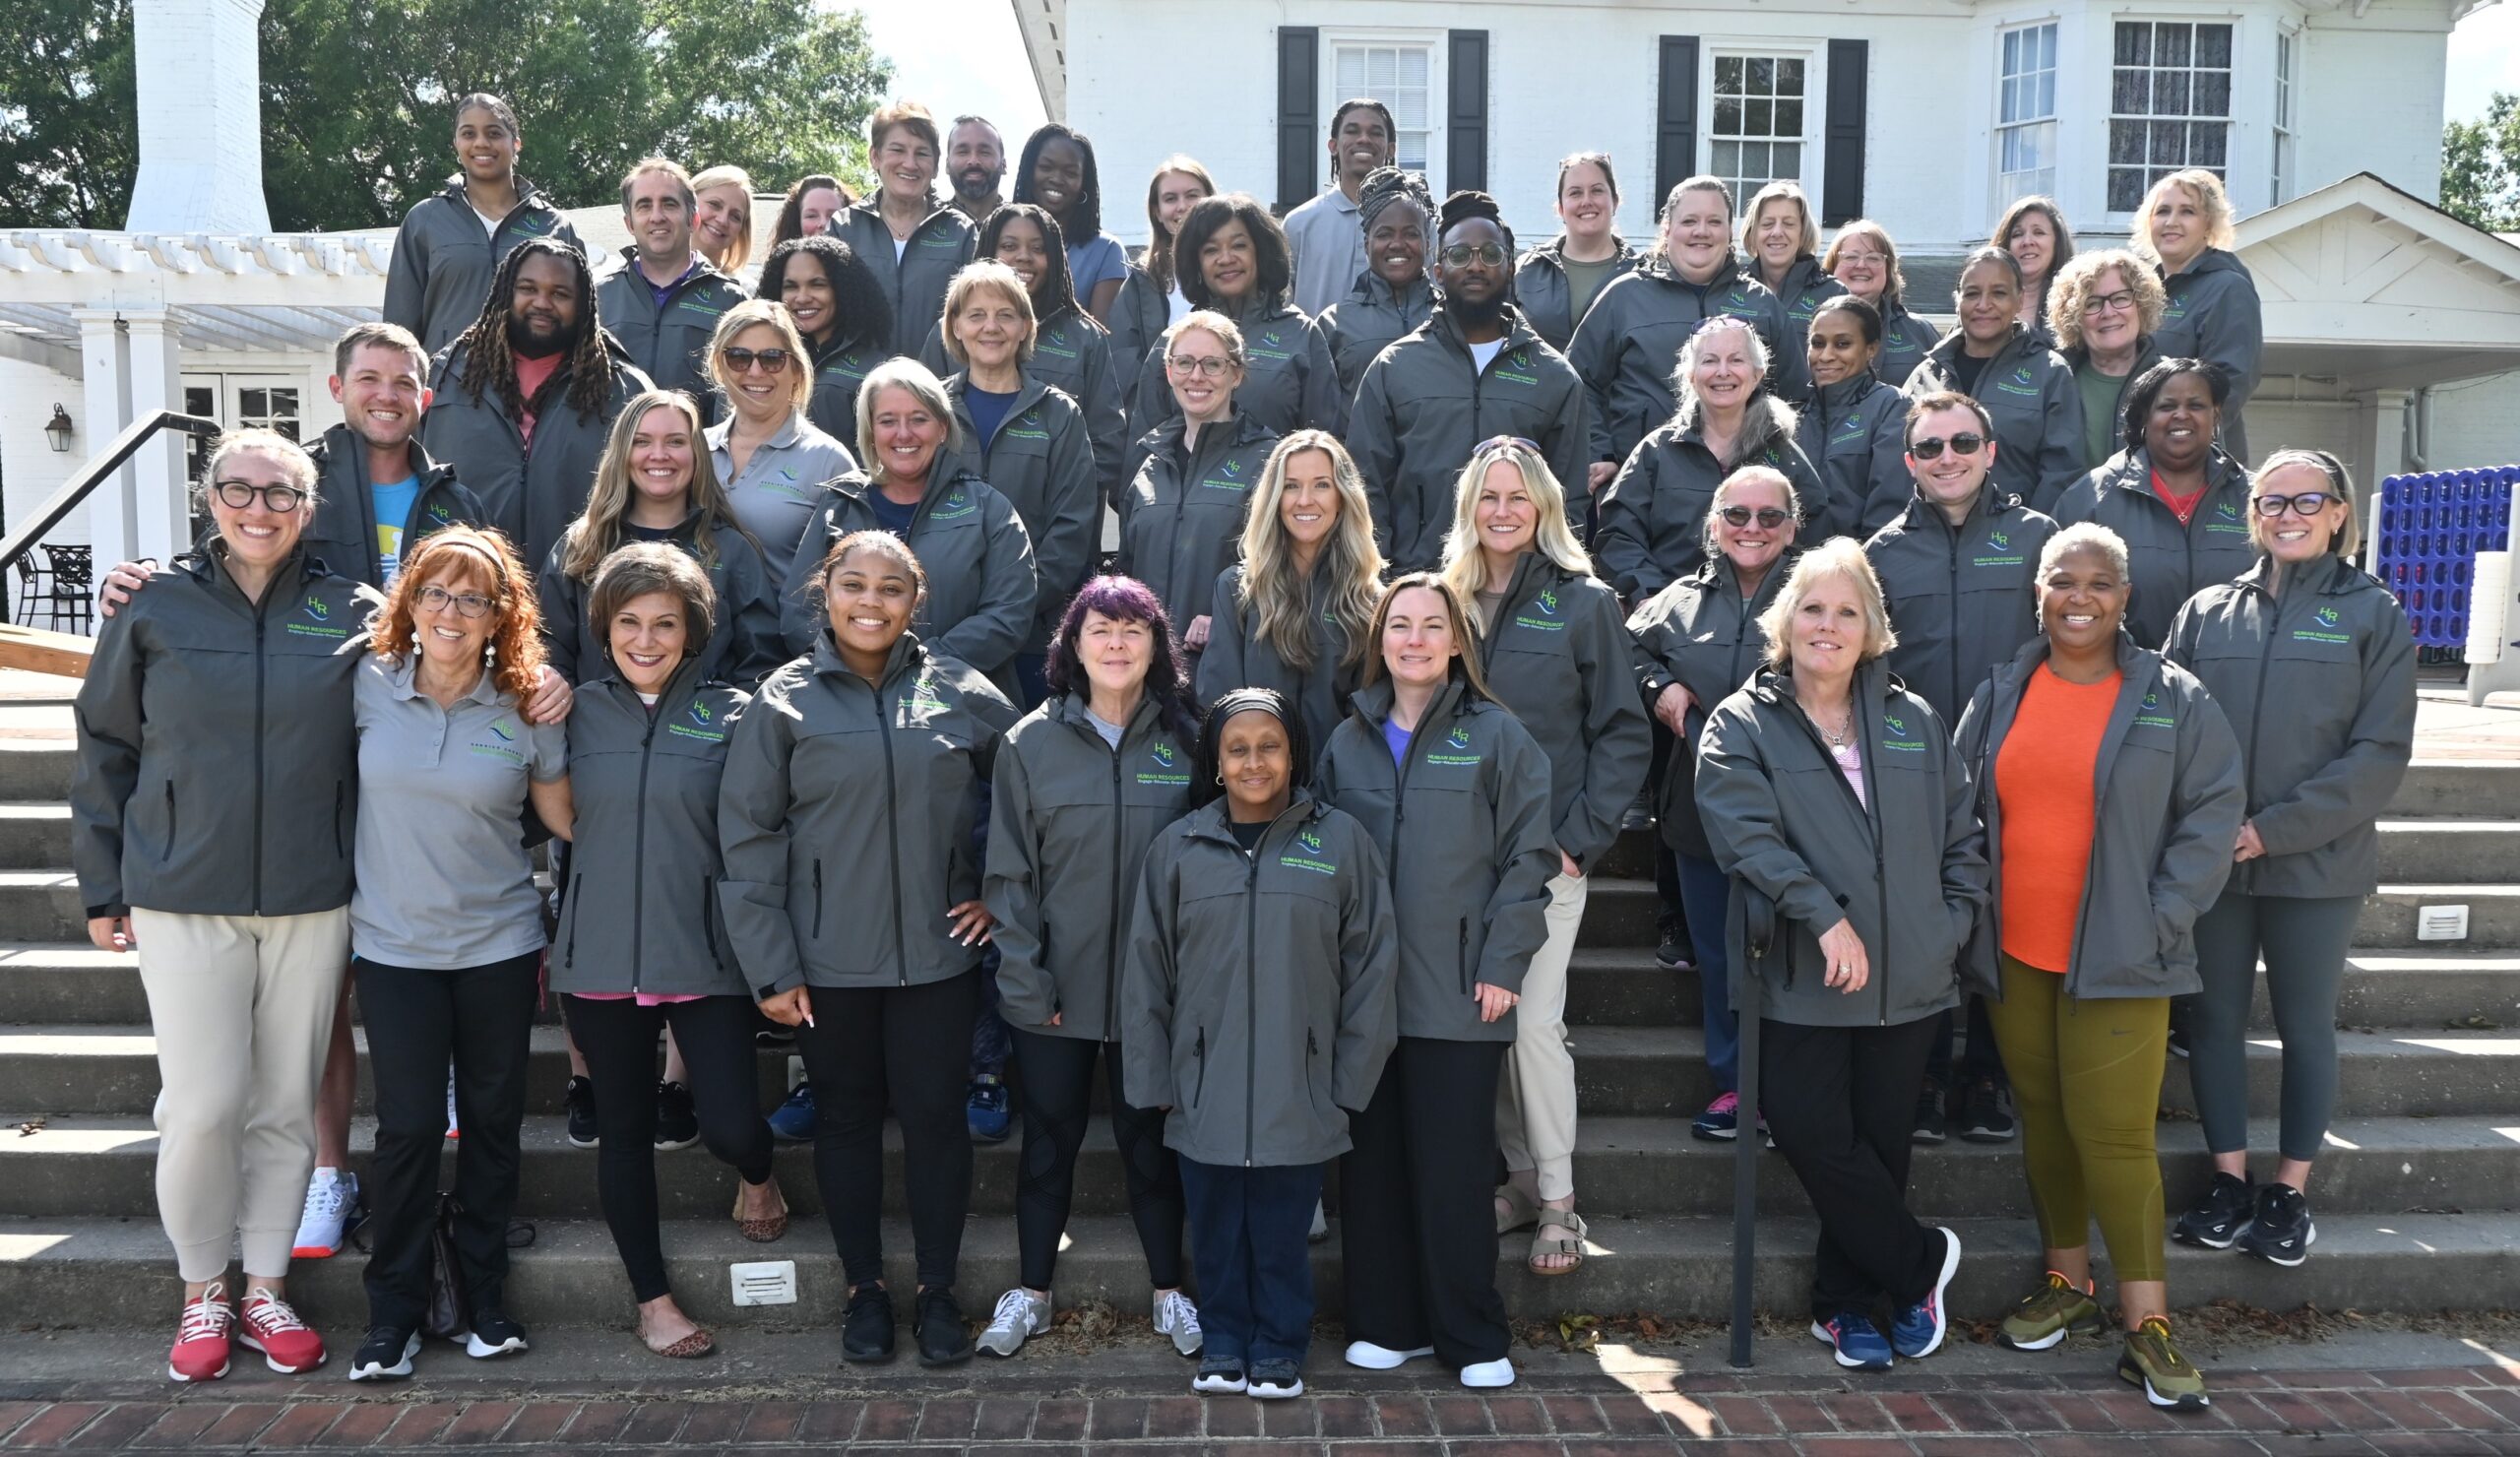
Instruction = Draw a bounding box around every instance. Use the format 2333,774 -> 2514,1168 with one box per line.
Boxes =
2109,21 -> 2233,212
1996,24 -> 2059,202
1332,43 -> 1432,173
2272,30 -> 2298,206
234,384 -> 302,442
182,383 -> 218,481
1709,53 -> 1807,206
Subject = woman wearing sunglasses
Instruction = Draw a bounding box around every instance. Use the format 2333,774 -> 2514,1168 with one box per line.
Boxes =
705,300 -> 856,586
1903,247 -> 2084,512
2165,454 -> 2415,1269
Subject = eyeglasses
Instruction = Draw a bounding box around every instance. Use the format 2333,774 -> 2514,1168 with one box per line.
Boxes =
2252,491 -> 2337,518
1717,506 -> 1793,529
1475,435 -> 1541,455
1908,433 -> 1986,461
2082,289 -> 2139,315
212,479 -> 306,513
415,585 -> 499,618
1166,353 -> 1233,378
1439,242 -> 1510,268
1833,250 -> 1887,267
722,347 -> 794,373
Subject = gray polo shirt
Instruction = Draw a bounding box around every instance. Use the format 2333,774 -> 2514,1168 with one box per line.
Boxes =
707,412 -> 857,584
1285,186 -> 1365,320
349,654 -> 567,970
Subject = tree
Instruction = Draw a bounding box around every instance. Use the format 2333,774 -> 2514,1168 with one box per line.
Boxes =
0,0 -> 139,228
2441,92 -> 2520,232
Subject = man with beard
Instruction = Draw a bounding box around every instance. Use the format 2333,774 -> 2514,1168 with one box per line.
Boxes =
945,115 -> 1008,224
421,236 -> 652,575
1285,99 -> 1396,318
1348,191 -> 1592,571
595,158 -> 747,413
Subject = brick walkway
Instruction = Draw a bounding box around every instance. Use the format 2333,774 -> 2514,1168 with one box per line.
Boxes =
2,1364 -> 2516,1453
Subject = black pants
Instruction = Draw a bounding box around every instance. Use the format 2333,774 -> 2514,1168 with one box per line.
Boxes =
355,951 -> 539,1332
1759,1014 -> 1947,1321
1645,720 -> 1687,921
1010,1027 -> 1183,1290
1340,1038 -> 1511,1368
561,993 -> 777,1302
1179,1158 -> 1323,1365
1921,994 -> 2008,1092
791,970 -> 979,1290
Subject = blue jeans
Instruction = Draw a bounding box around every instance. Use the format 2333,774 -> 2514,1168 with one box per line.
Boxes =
1178,1158 -> 1325,1365
1675,851 -> 1737,1096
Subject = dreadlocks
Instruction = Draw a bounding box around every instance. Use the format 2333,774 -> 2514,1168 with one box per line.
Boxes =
452,236 -> 616,423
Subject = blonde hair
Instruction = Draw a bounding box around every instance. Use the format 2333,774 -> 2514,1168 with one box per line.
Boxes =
2048,248 -> 2168,352
852,357 -> 962,475
690,165 -> 757,274
1757,538 -> 1897,668
706,300 -> 814,418
1820,220 -> 1913,309
1740,180 -> 1819,261
200,426 -> 318,500
2252,450 -> 2362,561
1438,438 -> 1592,601
1237,431 -> 1383,672
1698,465 -> 1804,563
1164,308 -> 1245,367
2135,168 -> 2238,261
940,259 -> 1038,366
561,390 -> 756,582
1360,572 -> 1497,701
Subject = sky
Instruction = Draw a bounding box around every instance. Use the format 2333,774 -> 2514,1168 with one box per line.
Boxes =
2444,3 -> 2519,123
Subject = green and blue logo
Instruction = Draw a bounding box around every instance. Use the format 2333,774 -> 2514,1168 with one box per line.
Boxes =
1281,825 -> 1339,875
286,592 -> 349,640
1138,739 -> 1190,788
2317,605 -> 2341,627
670,698 -> 727,743
1300,828 -> 1323,854
930,487 -> 976,521
1988,530 -> 2009,550
2136,688 -> 2175,729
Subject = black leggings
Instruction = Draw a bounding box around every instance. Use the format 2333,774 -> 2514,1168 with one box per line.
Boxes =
791,971 -> 980,1290
1010,1027 -> 1184,1291
560,993 -> 777,1302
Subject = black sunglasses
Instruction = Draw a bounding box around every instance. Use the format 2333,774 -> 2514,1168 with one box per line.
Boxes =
2252,491 -> 2336,518
1717,506 -> 1792,529
1909,432 -> 1986,461
722,347 -> 794,373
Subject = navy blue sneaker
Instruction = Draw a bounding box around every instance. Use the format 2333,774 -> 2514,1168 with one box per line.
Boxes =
1811,1311 -> 1894,1370
1891,1226 -> 1961,1359
967,1074 -> 1011,1143
768,1082 -> 817,1143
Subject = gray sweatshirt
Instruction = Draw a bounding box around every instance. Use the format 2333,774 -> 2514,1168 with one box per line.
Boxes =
1113,412 -> 1281,635
943,372 -> 1099,650
918,307 -> 1131,507
1513,236 -> 1641,353
1864,488 -> 2059,726
1128,298 -> 1345,442
2151,248 -> 2263,463
594,248 -> 751,412
1569,255 -> 1798,464
1319,272 -> 1435,405
1798,373 -> 1916,538
827,199 -> 977,353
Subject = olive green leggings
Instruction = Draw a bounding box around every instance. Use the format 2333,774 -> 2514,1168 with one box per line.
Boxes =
1984,955 -> 2168,1284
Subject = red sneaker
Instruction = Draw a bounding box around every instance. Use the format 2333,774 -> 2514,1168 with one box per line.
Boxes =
168,1282 -> 232,1382
237,1286 -> 327,1373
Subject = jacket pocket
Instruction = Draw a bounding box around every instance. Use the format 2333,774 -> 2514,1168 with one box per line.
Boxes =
1191,1028 -> 1209,1109
1458,919 -> 1472,994
161,783 -> 179,862
561,873 -> 583,968
811,859 -> 825,939
330,781 -> 346,860
702,875 -> 719,961
1306,1027 -> 1330,1118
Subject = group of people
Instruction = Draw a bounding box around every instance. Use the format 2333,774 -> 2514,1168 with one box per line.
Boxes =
68,85 -> 2417,1418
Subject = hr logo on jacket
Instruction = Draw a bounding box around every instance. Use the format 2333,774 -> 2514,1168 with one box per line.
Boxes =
1425,727 -> 1482,768
1138,741 -> 1190,788
669,698 -> 726,744
2295,605 -> 2353,647
1512,590 -> 1568,633
288,594 -> 350,641
2135,690 -> 2175,730
1881,713 -> 1926,753
1281,827 -> 1339,876
1994,366 -> 2040,399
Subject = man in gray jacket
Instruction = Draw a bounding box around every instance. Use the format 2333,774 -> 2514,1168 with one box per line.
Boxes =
595,158 -> 750,415
304,322 -> 489,590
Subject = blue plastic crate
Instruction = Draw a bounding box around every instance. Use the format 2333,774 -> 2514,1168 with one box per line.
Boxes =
2375,467 -> 2519,648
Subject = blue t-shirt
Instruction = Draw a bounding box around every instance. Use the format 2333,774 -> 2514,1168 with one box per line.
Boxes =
369,475 -> 420,585
1383,716 -> 1413,766
1069,234 -> 1129,298
965,386 -> 1021,453
866,489 -> 917,538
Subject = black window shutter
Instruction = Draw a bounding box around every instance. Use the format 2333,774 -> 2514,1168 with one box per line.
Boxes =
1823,38 -> 1868,225
1656,36 -> 1701,208
1277,27 -> 1321,216
1448,30 -> 1489,194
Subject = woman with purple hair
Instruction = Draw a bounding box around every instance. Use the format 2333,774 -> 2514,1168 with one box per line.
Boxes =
977,576 -> 1206,1359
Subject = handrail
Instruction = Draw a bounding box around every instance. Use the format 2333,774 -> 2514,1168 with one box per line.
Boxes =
0,411 -> 221,624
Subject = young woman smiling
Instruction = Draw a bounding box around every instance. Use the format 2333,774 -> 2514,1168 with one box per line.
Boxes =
1514,153 -> 1638,353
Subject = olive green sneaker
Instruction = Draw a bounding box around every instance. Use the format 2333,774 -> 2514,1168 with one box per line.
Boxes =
2118,1316 -> 2211,1411
1997,1270 -> 2105,1351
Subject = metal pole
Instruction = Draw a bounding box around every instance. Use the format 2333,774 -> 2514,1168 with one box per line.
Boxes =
1728,887 -> 1770,1368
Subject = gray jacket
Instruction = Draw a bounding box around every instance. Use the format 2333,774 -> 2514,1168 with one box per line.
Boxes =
1107,264 -> 1172,381
1316,679 -> 1558,1043
919,308 -> 1130,506
1120,792 -> 1400,1167
299,425 -> 488,591
594,248 -> 751,412
1475,554 -> 1652,870
1569,255 -> 1797,465
1129,298 -> 1344,441
548,665 -> 749,996
828,198 -> 977,352
1904,324 -> 2085,511
944,372 -> 1099,648
383,176 -> 584,355
1594,415 -> 1830,602
805,334 -> 885,453
1874,298 -> 1943,389
1864,489 -> 2059,726
1318,272 -> 1435,404
1349,305 -> 1592,569
985,693 -> 1199,1042
1513,236 -> 1641,352
2049,446 -> 2255,648
1114,412 -> 1281,634
1741,255 -> 1846,403
780,463 -> 1038,682
420,336 -> 653,575
2165,552 -> 2418,900
538,509 -> 784,689
1696,661 -> 1988,1029
1798,373 -> 1915,538
1627,551 -> 1796,858
719,633 -> 1017,995
2062,338 -> 2164,477
73,546 -> 373,919
1954,635 -> 2245,1000
1195,561 -> 1360,760
2151,249 -> 2262,463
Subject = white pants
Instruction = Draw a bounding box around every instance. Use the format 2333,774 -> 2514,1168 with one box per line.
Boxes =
1496,872 -> 1587,1201
131,907 -> 350,1282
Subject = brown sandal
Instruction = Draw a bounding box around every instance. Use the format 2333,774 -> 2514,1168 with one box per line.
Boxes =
732,1180 -> 788,1242
1527,1210 -> 1589,1277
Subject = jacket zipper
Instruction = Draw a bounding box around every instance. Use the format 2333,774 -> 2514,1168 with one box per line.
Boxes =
563,871 -> 583,967
1243,836 -> 1260,1166
1192,1028 -> 1208,1108
1104,729 -> 1126,1042
629,689 -> 659,990
250,588 -> 271,914
1943,510 -> 1966,717
1458,919 -> 1472,994
876,674 -> 909,983
331,781 -> 344,859
702,873 -> 718,961
165,784 -> 179,861
1779,688 -> 1890,1022
2236,579 -> 2285,894
811,858 -> 825,938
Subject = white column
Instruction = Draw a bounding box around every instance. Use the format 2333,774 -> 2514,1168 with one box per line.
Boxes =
70,309 -> 136,561
124,0 -> 272,234
125,312 -> 189,563
2361,388 -> 2414,549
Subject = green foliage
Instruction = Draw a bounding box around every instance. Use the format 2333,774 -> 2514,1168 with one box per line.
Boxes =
2440,92 -> 2520,232
0,0 -> 140,228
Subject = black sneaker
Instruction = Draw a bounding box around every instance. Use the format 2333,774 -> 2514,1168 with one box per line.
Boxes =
2172,1171 -> 2255,1250
348,1325 -> 418,1381
1193,1354 -> 1248,1394
914,1287 -> 975,1366
1620,789 -> 1653,834
654,1080 -> 699,1151
464,1309 -> 529,1360
1910,1077 -> 1948,1146
563,1075 -> 598,1149
2236,1182 -> 2315,1267
1655,915 -> 1692,972
1957,1076 -> 2016,1143
842,1283 -> 896,1363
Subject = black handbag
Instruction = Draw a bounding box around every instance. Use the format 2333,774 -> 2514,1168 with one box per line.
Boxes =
418,1195 -> 471,1343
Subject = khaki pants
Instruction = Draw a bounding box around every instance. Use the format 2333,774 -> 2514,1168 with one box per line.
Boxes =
1496,872 -> 1587,1201
131,907 -> 350,1282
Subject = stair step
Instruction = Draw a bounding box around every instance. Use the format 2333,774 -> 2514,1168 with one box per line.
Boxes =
0,743 -> 70,801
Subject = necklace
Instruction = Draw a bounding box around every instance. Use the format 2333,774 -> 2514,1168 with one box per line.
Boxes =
1811,704 -> 1855,748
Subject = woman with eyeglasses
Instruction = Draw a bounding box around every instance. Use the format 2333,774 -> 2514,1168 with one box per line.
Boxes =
1820,222 -> 1941,389
1116,311 -> 1282,653
1797,297 -> 1915,537
705,300 -> 856,586
1739,181 -> 1845,403
1514,153 -> 1639,353
1318,168 -> 1436,405
2165,453 -> 2415,1269
755,235 -> 894,453
1128,193 -> 1342,439
1108,157 -> 1216,375
1903,246 -> 2084,512
2135,169 -> 2263,464
2049,251 -> 2167,476
1994,198 -> 2075,349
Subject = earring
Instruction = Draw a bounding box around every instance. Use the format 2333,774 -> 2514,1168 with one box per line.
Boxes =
484,640 -> 497,665
1215,770 -> 1226,784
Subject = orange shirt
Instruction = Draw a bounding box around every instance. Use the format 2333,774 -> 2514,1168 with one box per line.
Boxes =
1995,665 -> 2121,974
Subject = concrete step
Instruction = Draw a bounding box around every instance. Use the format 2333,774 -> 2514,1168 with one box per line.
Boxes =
5,1023 -> 2515,1121
0,806 -> 69,869
0,1210 -> 2502,1330
2392,761 -> 2520,819
3,1111 -> 2510,1225
0,742 -> 70,801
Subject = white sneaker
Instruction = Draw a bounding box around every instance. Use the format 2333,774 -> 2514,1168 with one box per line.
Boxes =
292,1168 -> 359,1259
1343,1340 -> 1435,1369
976,1288 -> 1050,1358
445,1070 -> 460,1140
1152,1289 -> 1203,1358
1460,1357 -> 1516,1388
1308,1200 -> 1330,1243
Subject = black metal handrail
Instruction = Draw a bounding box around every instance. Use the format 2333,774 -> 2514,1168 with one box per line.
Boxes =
0,411 -> 221,626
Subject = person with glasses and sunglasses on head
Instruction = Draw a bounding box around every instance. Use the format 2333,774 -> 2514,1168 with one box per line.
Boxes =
1318,169 -> 1436,405
704,300 -> 856,586
1903,247 -> 2084,515
1351,191 -> 1591,571
1864,392 -> 2057,1148
1797,297 -> 1917,538
2048,251 -> 2167,478
1117,311 -> 1281,656
1821,222 -> 1941,390
2164,453 -> 2414,1269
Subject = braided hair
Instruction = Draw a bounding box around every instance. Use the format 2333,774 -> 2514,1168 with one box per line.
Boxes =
1438,189 -> 1515,257
451,237 -> 615,421
1012,122 -> 1104,241
977,203 -> 1081,327
1357,167 -> 1433,238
